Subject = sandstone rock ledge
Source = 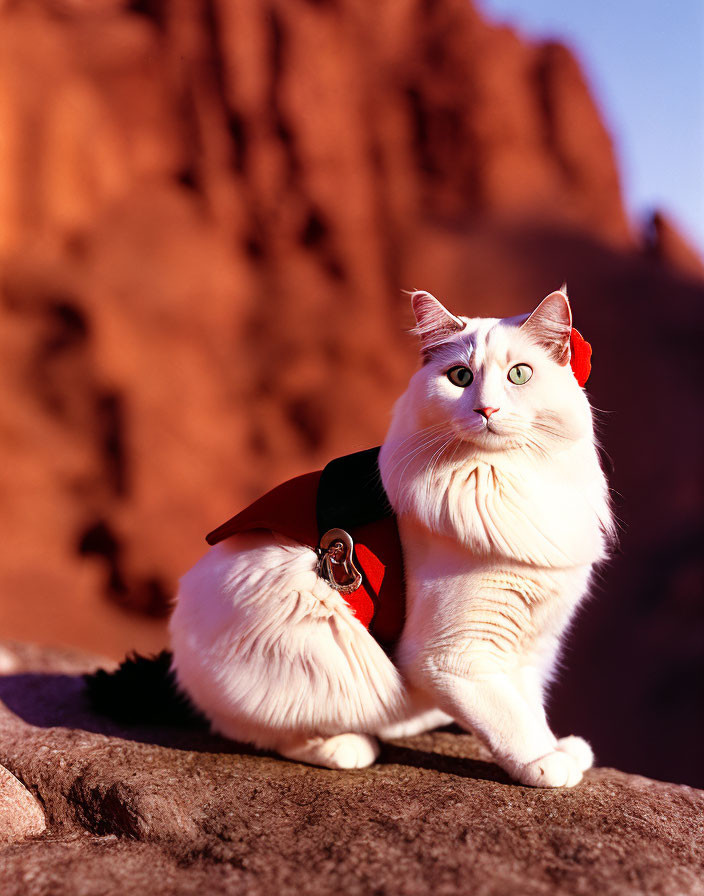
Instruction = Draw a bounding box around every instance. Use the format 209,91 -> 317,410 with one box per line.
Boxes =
0,643 -> 701,896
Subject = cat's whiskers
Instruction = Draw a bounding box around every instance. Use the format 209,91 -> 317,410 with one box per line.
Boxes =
519,435 -> 551,462
501,421 -> 552,461
385,433 -> 447,484
421,434 -> 459,506
396,434 -> 453,497
446,435 -> 467,472
476,411 -> 566,461
385,425 -> 451,482
387,423 -> 447,456
532,419 -> 569,442
393,430 -> 455,506
385,422 -> 448,462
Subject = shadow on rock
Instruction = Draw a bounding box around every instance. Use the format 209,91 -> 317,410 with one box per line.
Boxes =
378,739 -> 512,784
0,671 -> 262,756
0,670 -> 512,783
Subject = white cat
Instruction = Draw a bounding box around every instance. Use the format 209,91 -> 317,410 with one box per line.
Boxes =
169,288 -> 613,787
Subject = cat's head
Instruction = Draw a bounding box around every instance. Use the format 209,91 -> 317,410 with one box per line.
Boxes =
403,288 -> 593,453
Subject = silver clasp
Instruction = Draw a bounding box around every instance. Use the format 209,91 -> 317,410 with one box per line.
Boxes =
317,528 -> 363,595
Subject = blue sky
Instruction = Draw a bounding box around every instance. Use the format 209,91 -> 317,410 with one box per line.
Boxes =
479,0 -> 704,254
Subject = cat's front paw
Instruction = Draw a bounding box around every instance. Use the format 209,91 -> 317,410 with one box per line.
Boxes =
557,735 -> 594,772
517,750 -> 583,788
279,733 -> 380,770
324,733 -> 380,769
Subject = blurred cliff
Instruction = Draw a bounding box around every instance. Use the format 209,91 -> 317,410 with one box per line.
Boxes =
0,0 -> 701,785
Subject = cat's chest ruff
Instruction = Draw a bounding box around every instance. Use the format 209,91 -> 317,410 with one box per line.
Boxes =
205,447 -> 406,649
435,458 -> 601,567
442,460 -> 518,551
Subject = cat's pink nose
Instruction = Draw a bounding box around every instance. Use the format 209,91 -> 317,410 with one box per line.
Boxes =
474,406 -> 499,419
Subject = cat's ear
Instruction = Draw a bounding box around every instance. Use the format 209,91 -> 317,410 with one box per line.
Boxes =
410,290 -> 465,356
520,287 -> 572,365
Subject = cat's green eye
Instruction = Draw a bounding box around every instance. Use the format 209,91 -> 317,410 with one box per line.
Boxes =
507,363 -> 533,385
447,366 -> 474,388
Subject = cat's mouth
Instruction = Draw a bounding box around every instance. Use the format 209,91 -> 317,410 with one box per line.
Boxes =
475,417 -> 502,436
456,420 -> 507,446
451,418 -> 520,450
457,419 -> 526,451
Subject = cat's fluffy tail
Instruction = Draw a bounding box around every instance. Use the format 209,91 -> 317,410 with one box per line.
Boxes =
84,650 -> 206,727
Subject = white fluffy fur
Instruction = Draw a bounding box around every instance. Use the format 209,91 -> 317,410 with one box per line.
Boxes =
170,290 -> 613,785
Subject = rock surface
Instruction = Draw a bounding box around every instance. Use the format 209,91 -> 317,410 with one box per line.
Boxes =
0,642 -> 702,895
0,765 -> 46,845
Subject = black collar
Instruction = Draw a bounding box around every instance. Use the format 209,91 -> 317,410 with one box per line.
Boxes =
316,446 -> 394,537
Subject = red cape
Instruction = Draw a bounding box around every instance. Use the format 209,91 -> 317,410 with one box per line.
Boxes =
206,461 -> 406,648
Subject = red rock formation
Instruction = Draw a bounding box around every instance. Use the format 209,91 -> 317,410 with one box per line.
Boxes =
0,0 -> 701,784
645,210 -> 704,279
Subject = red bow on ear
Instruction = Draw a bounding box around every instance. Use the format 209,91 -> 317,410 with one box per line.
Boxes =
570,328 -> 592,387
